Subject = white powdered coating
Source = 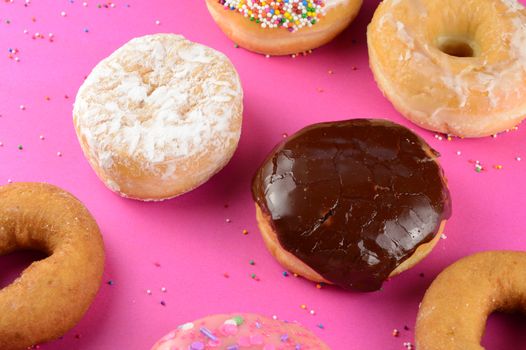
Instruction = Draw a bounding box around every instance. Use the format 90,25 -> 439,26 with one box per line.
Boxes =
74,34 -> 242,180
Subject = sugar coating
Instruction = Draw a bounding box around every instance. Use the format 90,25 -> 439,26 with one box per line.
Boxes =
74,34 -> 243,185
369,0 -> 526,136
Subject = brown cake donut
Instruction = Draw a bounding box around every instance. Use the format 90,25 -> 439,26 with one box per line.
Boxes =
416,251 -> 526,350
252,119 -> 451,292
0,183 -> 105,350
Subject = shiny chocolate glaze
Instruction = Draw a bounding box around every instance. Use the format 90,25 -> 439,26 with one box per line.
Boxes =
252,119 -> 451,292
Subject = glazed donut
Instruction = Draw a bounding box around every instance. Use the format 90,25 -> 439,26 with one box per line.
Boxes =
0,183 -> 104,350
205,0 -> 363,55
367,0 -> 526,137
416,251 -> 526,350
252,119 -> 451,292
151,313 -> 330,349
74,34 -> 243,201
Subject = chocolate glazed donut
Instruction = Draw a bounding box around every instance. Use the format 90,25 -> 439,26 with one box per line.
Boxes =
252,119 -> 451,292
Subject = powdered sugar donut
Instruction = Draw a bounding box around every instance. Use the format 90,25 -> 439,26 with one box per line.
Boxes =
74,34 -> 243,201
368,0 -> 526,137
151,313 -> 330,350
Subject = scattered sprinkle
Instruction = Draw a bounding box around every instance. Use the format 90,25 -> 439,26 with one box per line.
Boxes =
232,316 -> 244,325
199,327 -> 217,341
403,342 -> 414,349
392,329 -> 400,337
190,342 -> 204,350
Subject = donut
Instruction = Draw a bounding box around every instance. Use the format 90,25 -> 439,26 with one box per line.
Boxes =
151,313 -> 330,349
251,119 -> 451,292
205,0 -> 363,56
416,251 -> 526,350
74,34 -> 243,201
367,0 -> 526,137
0,182 -> 105,350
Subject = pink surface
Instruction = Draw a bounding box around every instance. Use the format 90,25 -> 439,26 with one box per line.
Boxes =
0,0 -> 525,349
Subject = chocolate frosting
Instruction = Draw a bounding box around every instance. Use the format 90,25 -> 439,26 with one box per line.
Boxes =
252,119 -> 451,292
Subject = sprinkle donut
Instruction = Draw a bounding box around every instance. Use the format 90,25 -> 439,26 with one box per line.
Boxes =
206,0 -> 363,55
416,251 -> 526,350
74,34 -> 243,201
368,0 -> 526,137
151,313 -> 330,349
0,183 -> 105,350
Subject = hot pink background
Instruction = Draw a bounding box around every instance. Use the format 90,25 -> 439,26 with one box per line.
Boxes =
1,0 -> 526,349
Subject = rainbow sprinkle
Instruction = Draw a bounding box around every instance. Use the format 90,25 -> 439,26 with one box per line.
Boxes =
219,0 -> 326,32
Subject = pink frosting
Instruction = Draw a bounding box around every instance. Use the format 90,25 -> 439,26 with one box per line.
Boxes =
151,313 -> 330,350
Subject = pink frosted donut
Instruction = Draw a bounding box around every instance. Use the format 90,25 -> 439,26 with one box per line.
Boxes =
151,313 -> 330,350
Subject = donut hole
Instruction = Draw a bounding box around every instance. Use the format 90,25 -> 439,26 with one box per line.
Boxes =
482,312 -> 526,348
0,250 -> 48,288
437,36 -> 476,57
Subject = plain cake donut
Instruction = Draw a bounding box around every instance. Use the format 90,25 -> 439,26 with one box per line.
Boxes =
74,34 -> 243,201
368,0 -> 526,137
206,0 -> 363,55
416,251 -> 526,350
0,182 -> 105,350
